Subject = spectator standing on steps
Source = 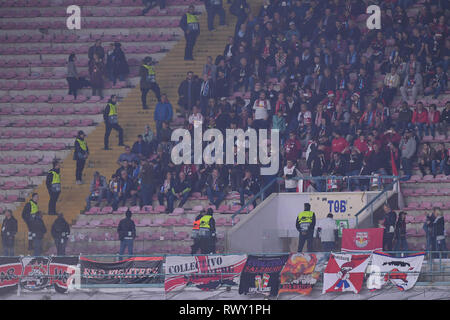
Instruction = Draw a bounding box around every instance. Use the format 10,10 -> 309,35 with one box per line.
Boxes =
86,171 -> 108,210
178,71 -> 200,114
88,39 -> 105,62
180,5 -> 200,61
46,160 -> 61,216
74,130 -> 89,185
51,213 -> 70,256
204,0 -> 225,31
434,209 -> 447,258
30,211 -> 46,256
315,213 -> 338,252
22,193 -> 39,251
394,211 -> 408,254
1,210 -> 17,256
140,56 -> 161,109
296,203 -> 316,253
103,95 -> 124,150
117,209 -> 136,259
154,94 -> 173,139
382,204 -> 397,252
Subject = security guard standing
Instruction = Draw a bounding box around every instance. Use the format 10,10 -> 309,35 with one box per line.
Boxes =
117,209 -> 136,259
179,5 -> 200,61
74,130 -> 89,185
51,213 -> 70,256
103,94 -> 124,150
2,210 -> 18,256
30,211 -> 46,256
296,203 -> 316,252
205,0 -> 225,31
22,192 -> 39,250
46,160 -> 61,215
198,208 -> 216,254
191,210 -> 204,254
139,56 -> 161,109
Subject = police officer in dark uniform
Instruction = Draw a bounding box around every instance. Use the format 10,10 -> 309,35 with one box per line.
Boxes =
205,0 -> 225,31
51,213 -> 70,256
103,94 -> 124,150
117,209 -> 136,259
2,209 -> 17,256
22,192 -> 39,250
191,210 -> 204,254
179,5 -> 200,61
199,208 -> 216,254
296,203 -> 316,252
139,56 -> 161,109
30,211 -> 47,256
46,160 -> 61,215
74,130 -> 89,185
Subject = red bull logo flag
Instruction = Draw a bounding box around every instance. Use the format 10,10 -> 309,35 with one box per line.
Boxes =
322,253 -> 370,294
164,255 -> 247,293
367,251 -> 425,291
278,253 -> 328,296
341,228 -> 383,252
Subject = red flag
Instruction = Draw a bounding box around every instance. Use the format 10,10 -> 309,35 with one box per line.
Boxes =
341,228 -> 384,252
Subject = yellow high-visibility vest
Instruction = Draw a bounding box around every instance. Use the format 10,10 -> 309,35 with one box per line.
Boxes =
30,200 -> 38,216
297,211 -> 314,224
76,138 -> 87,151
49,170 -> 61,184
108,103 -> 118,116
186,13 -> 199,30
199,215 -> 212,229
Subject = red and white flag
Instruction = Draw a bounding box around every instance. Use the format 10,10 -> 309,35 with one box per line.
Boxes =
322,253 -> 371,294
341,228 -> 383,252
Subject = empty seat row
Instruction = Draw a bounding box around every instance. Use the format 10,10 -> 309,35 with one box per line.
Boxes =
0,167 -> 44,177
0,0 -> 200,8
0,180 -> 31,190
403,201 -> 450,211
0,142 -> 68,151
402,174 -> 450,184
0,118 -> 95,128
403,187 -> 450,197
0,129 -> 78,139
0,105 -> 103,116
0,156 -> 54,165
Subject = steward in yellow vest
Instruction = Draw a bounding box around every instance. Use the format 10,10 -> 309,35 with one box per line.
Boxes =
295,203 -> 316,252
198,208 -> 216,254
74,130 -> 89,184
191,211 -> 204,254
103,94 -> 124,149
21,192 -> 39,250
139,56 -> 161,109
179,5 -> 200,60
46,160 -> 61,215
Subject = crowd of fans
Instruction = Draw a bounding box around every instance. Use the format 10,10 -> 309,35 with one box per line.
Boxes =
83,0 -> 449,213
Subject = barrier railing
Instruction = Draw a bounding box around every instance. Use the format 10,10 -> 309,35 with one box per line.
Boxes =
232,175 -> 399,224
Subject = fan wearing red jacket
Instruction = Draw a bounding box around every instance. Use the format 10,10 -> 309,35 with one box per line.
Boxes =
411,102 -> 428,139
331,131 -> 350,156
284,131 -> 302,162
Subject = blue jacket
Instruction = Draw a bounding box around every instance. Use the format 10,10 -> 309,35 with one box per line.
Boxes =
154,102 -> 173,122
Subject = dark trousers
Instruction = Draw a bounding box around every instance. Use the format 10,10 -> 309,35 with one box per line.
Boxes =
167,192 -> 190,213
141,82 -> 161,108
200,236 -> 215,254
140,183 -> 154,207
298,234 -> 313,252
191,237 -> 201,254
206,187 -> 225,208
401,157 -> 413,179
67,77 -> 78,98
2,239 -> 14,256
383,232 -> 394,251
33,238 -> 43,256
92,87 -> 103,98
48,191 -> 60,215
55,239 -> 67,256
75,159 -> 85,181
184,31 -> 198,60
321,241 -> 335,252
207,5 -> 225,30
234,13 -> 247,35
119,239 -> 134,259
104,123 -> 124,149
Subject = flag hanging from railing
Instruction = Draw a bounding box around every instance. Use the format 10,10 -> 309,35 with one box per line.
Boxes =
341,228 -> 383,252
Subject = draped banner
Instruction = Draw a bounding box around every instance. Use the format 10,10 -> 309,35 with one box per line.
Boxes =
164,255 -> 247,293
322,253 -> 370,294
80,256 -> 164,285
341,228 -> 383,252
278,253 -> 325,296
238,254 -> 289,297
49,256 -> 80,293
367,251 -> 425,291
0,257 -> 22,295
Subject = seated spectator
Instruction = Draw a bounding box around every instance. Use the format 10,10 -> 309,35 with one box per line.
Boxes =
112,170 -> 138,210
424,66 -> 447,99
346,147 -> 363,191
399,130 -> 417,180
431,143 -> 448,177
400,68 -> 423,104
417,143 -> 433,177
85,172 -> 108,210
131,135 -> 150,159
139,159 -> 156,207
118,145 -> 138,165
284,131 -> 302,162
396,102 -> 413,134
206,168 -> 226,209
239,170 -> 259,207
158,172 -> 174,209
411,102 -> 429,139
382,66 -> 400,106
252,91 -> 271,130
168,172 -> 191,213
427,104 -> 440,138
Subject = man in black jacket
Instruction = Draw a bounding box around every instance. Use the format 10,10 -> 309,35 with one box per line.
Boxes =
296,203 -> 316,252
22,193 -> 39,250
229,0 -> 249,35
239,170 -> 259,207
103,95 -> 124,150
382,204 -> 397,251
199,208 -> 216,254
51,213 -> 70,256
2,210 -> 17,256
88,39 -> 105,62
117,210 -> 136,259
205,0 -> 225,31
74,130 -> 89,185
46,160 -> 61,215
30,212 -> 46,256
179,5 -> 200,60
167,172 -> 192,213
178,71 -> 200,112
